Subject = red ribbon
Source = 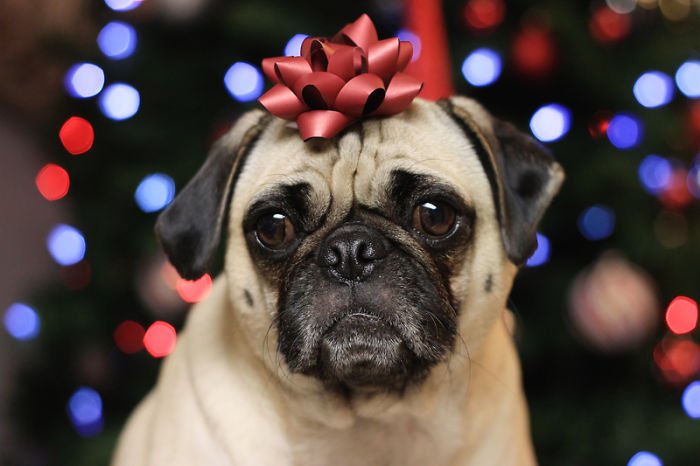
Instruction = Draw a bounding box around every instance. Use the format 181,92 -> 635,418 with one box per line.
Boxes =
259,14 -> 424,140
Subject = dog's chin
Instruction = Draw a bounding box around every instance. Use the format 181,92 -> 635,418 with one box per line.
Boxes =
317,313 -> 417,392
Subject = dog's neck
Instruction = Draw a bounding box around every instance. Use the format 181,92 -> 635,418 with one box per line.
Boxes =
184,278 -> 535,465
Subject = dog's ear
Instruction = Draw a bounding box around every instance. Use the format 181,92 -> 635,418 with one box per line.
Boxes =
155,110 -> 271,280
438,96 -> 564,266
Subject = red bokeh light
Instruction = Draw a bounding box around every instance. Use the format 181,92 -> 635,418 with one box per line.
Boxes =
176,273 -> 212,303
59,116 -> 94,155
654,338 -> 700,384
589,6 -> 631,44
463,0 -> 506,33
143,321 -> 177,358
114,320 -> 145,354
35,164 -> 70,201
659,169 -> 694,210
666,296 -> 698,335
511,26 -> 557,79
58,260 -> 91,290
588,111 -> 613,139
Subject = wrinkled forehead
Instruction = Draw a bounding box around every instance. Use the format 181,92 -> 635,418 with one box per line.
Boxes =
233,99 -> 491,217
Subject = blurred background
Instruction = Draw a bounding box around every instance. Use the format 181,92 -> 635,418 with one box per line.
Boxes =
1,0 -> 699,464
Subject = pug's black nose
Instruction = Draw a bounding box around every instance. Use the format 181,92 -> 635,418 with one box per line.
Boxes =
318,223 -> 387,282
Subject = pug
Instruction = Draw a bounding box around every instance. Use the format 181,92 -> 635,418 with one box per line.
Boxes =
112,96 -> 563,466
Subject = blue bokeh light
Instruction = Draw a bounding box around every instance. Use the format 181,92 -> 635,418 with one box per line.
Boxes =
682,380 -> 700,419
67,387 -> 103,437
578,205 -> 615,240
638,154 -> 672,194
104,0 -> 141,12
633,71 -> 674,108
397,29 -> 421,62
224,62 -> 264,102
98,83 -> 140,121
687,165 -> 700,198
529,104 -> 572,143
3,303 -> 40,341
526,233 -> 550,267
47,224 -> 86,266
627,451 -> 662,466
607,113 -> 643,149
98,21 -> 137,60
64,63 -> 105,99
675,60 -> 700,98
284,34 -> 309,57
135,174 -> 176,212
461,48 -> 502,87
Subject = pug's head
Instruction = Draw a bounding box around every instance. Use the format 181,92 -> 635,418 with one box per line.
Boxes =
155,97 -> 563,395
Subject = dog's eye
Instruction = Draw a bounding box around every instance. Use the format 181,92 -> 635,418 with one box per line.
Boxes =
413,201 -> 456,238
256,213 -> 295,249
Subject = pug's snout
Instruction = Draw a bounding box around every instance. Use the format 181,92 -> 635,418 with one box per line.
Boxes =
317,223 -> 387,282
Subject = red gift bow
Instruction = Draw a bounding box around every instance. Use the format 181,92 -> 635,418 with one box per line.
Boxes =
258,14 -> 424,140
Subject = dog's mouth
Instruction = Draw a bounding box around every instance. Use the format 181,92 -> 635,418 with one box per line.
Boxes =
317,312 -> 417,391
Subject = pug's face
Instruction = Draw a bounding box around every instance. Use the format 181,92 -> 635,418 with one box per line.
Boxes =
156,97 -> 563,395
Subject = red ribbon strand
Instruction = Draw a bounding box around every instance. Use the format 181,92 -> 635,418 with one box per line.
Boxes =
259,14 -> 424,140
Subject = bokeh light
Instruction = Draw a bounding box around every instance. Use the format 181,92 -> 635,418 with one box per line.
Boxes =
529,104 -> 571,142
654,338 -> 700,384
638,155 -> 672,194
104,0 -> 141,12
59,116 -> 94,155
114,320 -> 145,354
461,48 -> 502,87
675,60 -> 700,98
99,83 -> 140,121
224,62 -> 264,102
135,174 -> 176,213
511,26 -> 556,79
606,0 -> 636,14
143,321 -> 177,358
3,303 -> 40,341
607,113 -> 643,149
588,110 -> 612,139
176,273 -> 213,303
627,451 -> 662,466
682,381 -> 700,419
578,205 -> 615,240
462,0 -> 506,32
67,387 -> 103,437
633,71 -> 674,108
590,6 -> 631,43
35,164 -> 70,201
659,169 -> 693,209
526,233 -> 550,267
97,21 -> 137,60
64,63 -> 105,99
688,164 -> 700,198
47,224 -> 86,266
665,296 -> 698,335
284,33 -> 308,57
396,29 -> 421,62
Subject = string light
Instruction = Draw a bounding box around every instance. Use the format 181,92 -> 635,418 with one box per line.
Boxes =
134,174 -> 176,213
638,155 -> 672,194
526,233 -> 550,267
99,83 -> 140,121
47,224 -> 86,266
529,104 -> 571,142
284,34 -> 308,57
607,113 -> 643,149
64,63 -> 105,99
114,320 -> 145,354
67,387 -> 103,437
176,273 -> 213,303
97,21 -> 137,60
35,164 -> 70,201
578,205 -> 615,240
633,71 -> 674,108
675,60 -> 700,98
681,381 -> 700,419
224,62 -> 264,102
627,451 -> 662,466
59,117 -> 94,155
461,48 -> 502,87
396,29 -> 421,62
143,321 -> 177,358
3,303 -> 40,341
665,296 -> 698,335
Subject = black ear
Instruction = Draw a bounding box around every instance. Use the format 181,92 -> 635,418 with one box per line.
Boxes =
439,97 -> 564,266
155,111 -> 271,279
